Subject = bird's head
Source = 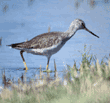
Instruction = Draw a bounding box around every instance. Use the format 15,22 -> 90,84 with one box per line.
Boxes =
69,19 -> 99,38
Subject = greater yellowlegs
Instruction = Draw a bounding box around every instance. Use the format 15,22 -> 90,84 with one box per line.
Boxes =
7,19 -> 99,71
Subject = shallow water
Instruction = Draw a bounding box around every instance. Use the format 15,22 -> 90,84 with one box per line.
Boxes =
0,0 -> 110,86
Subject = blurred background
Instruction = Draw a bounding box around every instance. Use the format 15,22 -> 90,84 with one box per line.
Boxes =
0,0 -> 110,85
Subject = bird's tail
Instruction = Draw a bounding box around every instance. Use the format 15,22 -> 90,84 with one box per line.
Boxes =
7,44 -> 17,48
6,42 -> 24,48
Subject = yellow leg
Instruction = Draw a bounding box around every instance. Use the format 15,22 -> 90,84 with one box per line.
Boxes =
46,64 -> 48,70
43,64 -> 52,72
23,61 -> 28,70
20,51 -> 28,71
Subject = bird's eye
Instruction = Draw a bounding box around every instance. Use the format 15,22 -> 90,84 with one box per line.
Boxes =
82,23 -> 85,28
82,23 -> 84,26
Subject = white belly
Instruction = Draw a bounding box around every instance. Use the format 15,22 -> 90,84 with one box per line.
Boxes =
24,42 -> 64,56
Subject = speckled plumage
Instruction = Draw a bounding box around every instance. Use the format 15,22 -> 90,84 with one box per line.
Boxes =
7,19 -> 99,71
9,32 -> 70,57
13,32 -> 68,49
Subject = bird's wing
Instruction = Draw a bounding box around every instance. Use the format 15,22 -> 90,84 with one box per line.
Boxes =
8,32 -> 68,49
28,32 -> 66,49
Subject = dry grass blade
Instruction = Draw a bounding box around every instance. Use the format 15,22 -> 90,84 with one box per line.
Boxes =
96,59 -> 102,77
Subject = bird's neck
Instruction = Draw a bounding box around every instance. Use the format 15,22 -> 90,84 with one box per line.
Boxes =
64,25 -> 78,38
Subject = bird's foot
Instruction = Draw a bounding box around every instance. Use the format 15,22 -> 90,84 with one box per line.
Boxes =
43,69 -> 52,73
23,61 -> 28,70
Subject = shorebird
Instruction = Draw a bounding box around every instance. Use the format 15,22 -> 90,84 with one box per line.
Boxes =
7,19 -> 99,71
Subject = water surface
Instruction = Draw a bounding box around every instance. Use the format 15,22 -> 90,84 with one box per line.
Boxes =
0,0 -> 110,86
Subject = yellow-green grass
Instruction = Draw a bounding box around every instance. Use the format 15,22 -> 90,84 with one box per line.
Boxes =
0,45 -> 110,103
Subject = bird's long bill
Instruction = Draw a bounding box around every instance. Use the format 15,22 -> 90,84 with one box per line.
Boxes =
84,27 -> 99,38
